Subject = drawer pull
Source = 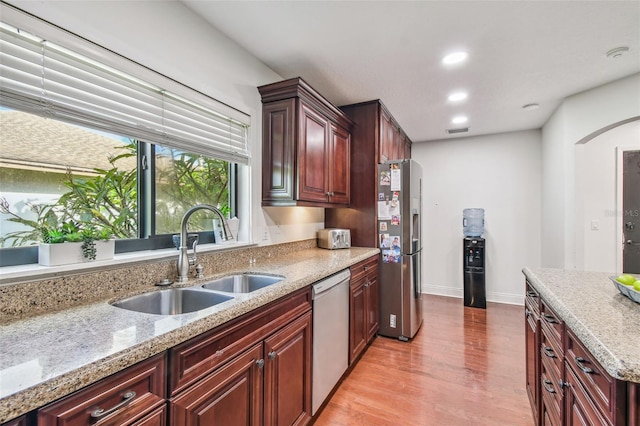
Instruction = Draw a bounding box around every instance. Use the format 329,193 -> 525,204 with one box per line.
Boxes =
364,265 -> 370,271
542,379 -> 556,394
542,314 -> 558,324
542,346 -> 556,358
575,356 -> 594,374
526,291 -> 538,298
268,351 -> 277,360
90,391 -> 136,419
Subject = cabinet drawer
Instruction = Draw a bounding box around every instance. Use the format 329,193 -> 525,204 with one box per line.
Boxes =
169,288 -> 311,395
540,356 -> 563,425
540,324 -> 563,381
350,256 -> 378,283
566,329 -> 625,423
38,354 -> 166,425
525,281 -> 540,317
540,300 -> 563,349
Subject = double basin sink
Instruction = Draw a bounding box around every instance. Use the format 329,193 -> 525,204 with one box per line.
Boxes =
112,274 -> 284,315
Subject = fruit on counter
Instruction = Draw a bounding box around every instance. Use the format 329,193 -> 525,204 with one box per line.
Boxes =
634,280 -> 640,292
616,274 -> 637,286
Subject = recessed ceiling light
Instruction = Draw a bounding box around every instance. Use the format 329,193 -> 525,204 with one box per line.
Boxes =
522,103 -> 540,111
448,92 -> 468,102
606,46 -> 629,59
442,51 -> 468,65
452,116 -> 468,124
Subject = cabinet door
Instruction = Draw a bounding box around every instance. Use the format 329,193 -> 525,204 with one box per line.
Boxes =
349,276 -> 367,364
404,137 -> 412,159
328,124 -> 350,205
298,102 -> 329,203
379,110 -> 393,164
525,302 -> 540,425
565,365 -> 609,426
365,272 -> 379,342
170,344 -> 263,426
392,125 -> 404,160
262,99 -> 296,204
264,312 -> 312,426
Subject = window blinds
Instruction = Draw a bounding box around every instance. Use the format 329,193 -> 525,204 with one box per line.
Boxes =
0,22 -> 250,164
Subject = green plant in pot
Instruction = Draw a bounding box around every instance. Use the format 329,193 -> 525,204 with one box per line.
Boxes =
41,221 -> 112,261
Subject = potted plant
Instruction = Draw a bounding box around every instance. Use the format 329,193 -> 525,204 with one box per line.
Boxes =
38,220 -> 115,266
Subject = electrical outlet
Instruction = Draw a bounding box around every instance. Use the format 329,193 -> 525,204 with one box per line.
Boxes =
390,314 -> 396,328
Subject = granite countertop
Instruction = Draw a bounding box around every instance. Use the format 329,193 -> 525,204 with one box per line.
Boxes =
523,267 -> 640,383
0,247 -> 379,423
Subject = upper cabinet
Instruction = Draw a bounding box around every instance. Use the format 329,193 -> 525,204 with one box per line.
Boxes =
259,77 -> 353,207
377,103 -> 412,164
325,100 -> 412,248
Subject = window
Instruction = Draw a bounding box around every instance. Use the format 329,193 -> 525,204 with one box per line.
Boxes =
0,13 -> 249,266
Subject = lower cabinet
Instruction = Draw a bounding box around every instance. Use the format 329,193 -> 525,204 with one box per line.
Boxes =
37,353 -> 166,426
525,281 -> 633,426
2,416 -> 27,426
348,255 -> 379,364
169,287 -> 313,426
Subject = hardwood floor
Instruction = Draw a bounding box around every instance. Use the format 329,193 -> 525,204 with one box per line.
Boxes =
314,294 -> 534,426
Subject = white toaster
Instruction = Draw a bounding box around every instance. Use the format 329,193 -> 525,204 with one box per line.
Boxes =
317,229 -> 351,250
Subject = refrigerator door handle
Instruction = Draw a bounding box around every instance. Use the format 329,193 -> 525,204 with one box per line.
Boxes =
412,250 -> 422,298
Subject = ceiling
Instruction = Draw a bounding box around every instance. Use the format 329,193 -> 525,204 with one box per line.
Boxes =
181,0 -> 639,143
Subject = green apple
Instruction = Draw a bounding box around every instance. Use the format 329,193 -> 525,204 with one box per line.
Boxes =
616,274 -> 637,286
633,280 -> 640,292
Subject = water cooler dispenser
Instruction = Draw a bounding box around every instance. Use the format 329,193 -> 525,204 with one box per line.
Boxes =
463,209 -> 486,308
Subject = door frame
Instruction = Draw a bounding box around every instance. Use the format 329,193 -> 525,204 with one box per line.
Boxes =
615,145 -> 640,272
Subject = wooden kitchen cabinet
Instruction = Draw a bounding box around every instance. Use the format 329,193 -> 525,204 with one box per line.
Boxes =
169,287 -> 312,426
259,77 -> 353,207
263,312 -> 312,426
37,354 -> 166,426
325,100 -> 412,248
525,282 -> 633,426
525,282 -> 541,425
349,256 -> 379,364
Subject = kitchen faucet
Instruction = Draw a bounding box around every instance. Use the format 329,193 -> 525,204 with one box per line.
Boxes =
177,204 -> 233,282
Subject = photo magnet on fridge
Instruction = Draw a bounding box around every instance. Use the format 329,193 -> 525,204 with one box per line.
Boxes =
380,171 -> 391,186
379,222 -> 388,231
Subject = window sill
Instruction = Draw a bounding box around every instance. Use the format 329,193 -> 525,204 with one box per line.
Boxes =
0,241 -> 256,286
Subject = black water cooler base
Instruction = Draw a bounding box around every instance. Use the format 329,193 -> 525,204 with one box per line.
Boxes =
464,271 -> 486,308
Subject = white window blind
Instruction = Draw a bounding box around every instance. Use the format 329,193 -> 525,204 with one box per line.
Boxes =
0,22 -> 250,164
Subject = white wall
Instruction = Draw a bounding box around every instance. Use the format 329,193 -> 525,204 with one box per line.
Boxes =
412,130 -> 542,304
5,0 -> 325,246
541,73 -> 640,270
576,120 -> 640,273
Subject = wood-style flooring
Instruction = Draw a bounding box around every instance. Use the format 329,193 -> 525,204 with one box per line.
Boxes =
314,294 -> 534,426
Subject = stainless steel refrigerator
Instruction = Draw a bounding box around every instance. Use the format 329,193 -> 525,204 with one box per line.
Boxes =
377,159 -> 423,340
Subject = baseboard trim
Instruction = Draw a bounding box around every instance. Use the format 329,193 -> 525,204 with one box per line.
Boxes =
421,286 -> 523,306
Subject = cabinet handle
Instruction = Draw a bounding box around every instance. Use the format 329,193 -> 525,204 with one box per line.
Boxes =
542,346 -> 556,358
268,351 -> 277,360
326,192 -> 331,196
525,308 -> 531,318
526,291 -> 538,298
364,265 -> 370,271
575,356 -> 594,374
256,359 -> 265,369
364,281 -> 370,287
542,314 -> 558,324
542,379 -> 556,394
90,391 -> 137,419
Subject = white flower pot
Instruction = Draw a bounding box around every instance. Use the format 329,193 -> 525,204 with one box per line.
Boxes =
38,240 -> 115,266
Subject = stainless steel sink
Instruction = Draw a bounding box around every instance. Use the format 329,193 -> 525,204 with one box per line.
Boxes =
112,288 -> 234,315
202,274 -> 284,293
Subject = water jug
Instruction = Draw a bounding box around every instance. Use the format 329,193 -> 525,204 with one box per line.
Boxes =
463,208 -> 485,237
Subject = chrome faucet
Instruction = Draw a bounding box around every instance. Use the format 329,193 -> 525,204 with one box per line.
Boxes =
177,204 -> 233,282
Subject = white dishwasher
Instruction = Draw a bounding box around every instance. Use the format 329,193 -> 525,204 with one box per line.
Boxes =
311,268 -> 350,415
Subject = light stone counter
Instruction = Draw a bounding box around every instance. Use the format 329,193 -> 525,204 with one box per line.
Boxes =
0,246 -> 379,423
523,267 -> 640,383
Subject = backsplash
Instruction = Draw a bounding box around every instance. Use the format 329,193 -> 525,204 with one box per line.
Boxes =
0,239 -> 317,323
